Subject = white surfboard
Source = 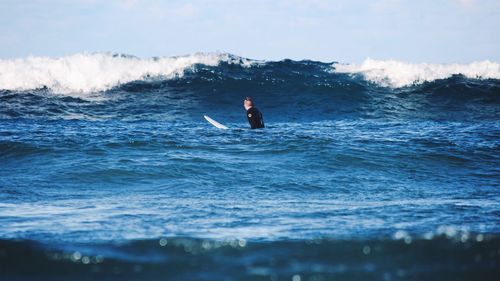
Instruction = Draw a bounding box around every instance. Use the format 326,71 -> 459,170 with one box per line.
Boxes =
204,115 -> 228,129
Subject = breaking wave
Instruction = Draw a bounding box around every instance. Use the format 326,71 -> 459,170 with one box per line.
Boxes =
1,53 -> 499,96
334,58 -> 500,87
0,52 -> 256,95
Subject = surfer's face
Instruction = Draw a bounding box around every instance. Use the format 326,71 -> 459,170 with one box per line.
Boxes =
244,100 -> 250,109
244,99 -> 253,109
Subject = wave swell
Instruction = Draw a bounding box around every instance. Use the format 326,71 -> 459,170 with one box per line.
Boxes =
1,53 -> 499,95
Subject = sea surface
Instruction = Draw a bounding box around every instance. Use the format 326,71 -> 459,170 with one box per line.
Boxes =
0,53 -> 499,280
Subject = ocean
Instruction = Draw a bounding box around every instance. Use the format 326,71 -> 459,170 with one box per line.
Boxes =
0,53 -> 499,280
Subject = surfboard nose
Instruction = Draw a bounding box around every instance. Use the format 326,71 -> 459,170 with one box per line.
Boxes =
204,115 -> 228,129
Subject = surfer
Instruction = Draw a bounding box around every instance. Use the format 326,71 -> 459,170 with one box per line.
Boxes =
244,97 -> 265,129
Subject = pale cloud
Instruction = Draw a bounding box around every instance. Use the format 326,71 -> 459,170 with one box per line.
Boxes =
120,0 -> 138,9
369,0 -> 403,13
293,16 -> 321,27
144,2 -> 201,21
292,0 -> 349,12
174,3 -> 199,18
458,0 -> 476,6
78,0 -> 98,4
295,0 -> 332,10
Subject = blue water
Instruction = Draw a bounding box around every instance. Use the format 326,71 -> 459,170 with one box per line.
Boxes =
0,55 -> 499,280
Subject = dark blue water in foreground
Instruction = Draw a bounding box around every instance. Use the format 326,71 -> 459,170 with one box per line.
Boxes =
1,56 -> 499,280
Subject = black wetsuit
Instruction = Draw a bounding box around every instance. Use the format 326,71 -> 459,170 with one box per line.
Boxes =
246,107 -> 265,129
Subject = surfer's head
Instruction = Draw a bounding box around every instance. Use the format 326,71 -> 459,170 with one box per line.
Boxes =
244,97 -> 254,110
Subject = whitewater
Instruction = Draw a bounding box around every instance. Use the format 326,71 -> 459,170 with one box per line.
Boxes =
0,52 -> 499,95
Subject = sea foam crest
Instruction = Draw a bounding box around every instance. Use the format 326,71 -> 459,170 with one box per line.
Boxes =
0,52 -> 253,95
334,58 -> 500,88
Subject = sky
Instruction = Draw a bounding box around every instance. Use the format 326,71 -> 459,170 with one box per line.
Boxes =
0,0 -> 498,63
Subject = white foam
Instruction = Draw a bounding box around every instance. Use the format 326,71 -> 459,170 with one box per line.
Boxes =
334,58 -> 500,88
0,52 -> 255,96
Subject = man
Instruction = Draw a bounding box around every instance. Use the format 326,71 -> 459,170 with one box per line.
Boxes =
243,97 -> 265,129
